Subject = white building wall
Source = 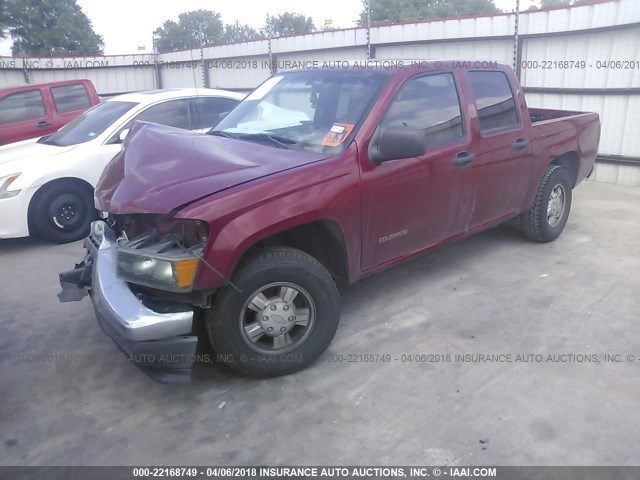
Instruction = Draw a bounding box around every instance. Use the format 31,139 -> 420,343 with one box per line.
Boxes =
591,163 -> 640,187
158,62 -> 205,89
276,47 -> 367,63
28,67 -> 156,94
0,69 -> 25,89
206,55 -> 271,90
376,39 -> 513,64
520,28 -> 640,89
0,56 -> 156,93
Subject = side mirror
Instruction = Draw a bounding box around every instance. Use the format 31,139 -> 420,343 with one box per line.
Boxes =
118,128 -> 130,143
369,126 -> 427,164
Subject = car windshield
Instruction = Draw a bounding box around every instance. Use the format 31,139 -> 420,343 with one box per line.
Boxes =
211,70 -> 391,153
39,100 -> 138,147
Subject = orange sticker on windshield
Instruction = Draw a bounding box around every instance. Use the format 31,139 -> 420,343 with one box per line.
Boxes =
321,123 -> 355,147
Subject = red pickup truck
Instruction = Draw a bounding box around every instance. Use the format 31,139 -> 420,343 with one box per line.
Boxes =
59,61 -> 600,382
0,79 -> 100,145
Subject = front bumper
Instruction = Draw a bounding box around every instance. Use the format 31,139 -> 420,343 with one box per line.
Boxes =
0,188 -> 33,239
58,221 -> 198,383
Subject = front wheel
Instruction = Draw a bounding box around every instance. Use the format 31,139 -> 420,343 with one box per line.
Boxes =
520,165 -> 573,243
205,247 -> 340,377
32,182 -> 97,244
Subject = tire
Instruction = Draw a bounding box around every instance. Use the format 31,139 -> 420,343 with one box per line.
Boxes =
520,165 -> 573,243
31,182 -> 97,244
205,246 -> 340,377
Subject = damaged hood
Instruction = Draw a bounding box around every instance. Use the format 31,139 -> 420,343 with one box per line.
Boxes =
95,122 -> 329,214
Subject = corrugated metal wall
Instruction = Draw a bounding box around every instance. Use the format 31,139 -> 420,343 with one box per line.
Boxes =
1,0 -> 638,184
520,29 -> 640,89
0,55 -> 157,93
376,40 -> 513,63
207,55 -> 271,90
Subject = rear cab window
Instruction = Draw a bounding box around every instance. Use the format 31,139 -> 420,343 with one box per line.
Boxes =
468,71 -> 520,133
0,90 -> 46,124
51,83 -> 92,113
381,72 -> 465,148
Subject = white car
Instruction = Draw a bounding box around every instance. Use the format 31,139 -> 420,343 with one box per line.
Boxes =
0,88 -> 244,243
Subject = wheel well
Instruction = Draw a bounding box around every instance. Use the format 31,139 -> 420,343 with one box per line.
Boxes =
551,152 -> 579,187
242,220 -> 350,287
27,177 -> 94,235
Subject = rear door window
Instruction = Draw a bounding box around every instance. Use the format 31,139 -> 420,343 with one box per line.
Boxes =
51,84 -> 92,113
0,90 -> 46,124
134,99 -> 192,130
468,71 -> 520,133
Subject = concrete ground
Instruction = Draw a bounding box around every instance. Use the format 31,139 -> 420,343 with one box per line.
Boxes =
1,180 -> 639,466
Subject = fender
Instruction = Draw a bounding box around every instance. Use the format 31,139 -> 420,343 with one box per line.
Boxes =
28,170 -> 98,191
177,148 -> 363,290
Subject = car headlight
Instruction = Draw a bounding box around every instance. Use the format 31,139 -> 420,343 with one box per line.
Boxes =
115,218 -> 208,292
117,249 -> 201,291
0,173 -> 21,199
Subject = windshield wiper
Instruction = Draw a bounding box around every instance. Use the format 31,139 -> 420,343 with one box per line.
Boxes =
236,133 -> 296,150
208,130 -> 296,149
208,130 -> 238,139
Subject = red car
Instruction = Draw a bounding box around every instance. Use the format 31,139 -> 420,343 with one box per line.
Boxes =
59,61 -> 600,382
0,79 -> 100,145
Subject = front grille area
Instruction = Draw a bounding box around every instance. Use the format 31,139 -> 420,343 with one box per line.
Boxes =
109,214 -> 208,250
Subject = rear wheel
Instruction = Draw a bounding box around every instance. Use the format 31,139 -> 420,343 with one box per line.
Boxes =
520,165 -> 572,243
205,247 -> 340,377
32,182 -> 97,244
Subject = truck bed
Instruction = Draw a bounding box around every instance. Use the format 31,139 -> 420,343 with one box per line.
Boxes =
529,107 -> 586,124
528,108 -> 600,187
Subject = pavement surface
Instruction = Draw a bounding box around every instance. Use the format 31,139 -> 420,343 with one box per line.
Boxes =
1,180 -> 639,466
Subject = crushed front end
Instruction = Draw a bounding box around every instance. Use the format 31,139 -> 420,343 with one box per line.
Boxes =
58,217 -> 211,383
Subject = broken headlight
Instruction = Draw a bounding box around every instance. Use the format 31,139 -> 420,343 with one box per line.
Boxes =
115,217 -> 208,292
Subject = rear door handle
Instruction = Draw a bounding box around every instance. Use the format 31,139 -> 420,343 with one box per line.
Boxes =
451,151 -> 476,167
36,121 -> 52,128
512,137 -> 529,150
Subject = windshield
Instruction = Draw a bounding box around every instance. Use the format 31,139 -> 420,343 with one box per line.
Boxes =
212,70 -> 391,153
40,100 -> 138,146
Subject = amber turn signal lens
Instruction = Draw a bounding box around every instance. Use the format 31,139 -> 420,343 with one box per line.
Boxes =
174,258 -> 199,289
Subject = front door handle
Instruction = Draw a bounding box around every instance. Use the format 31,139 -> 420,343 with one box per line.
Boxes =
36,121 -> 52,128
512,137 -> 529,150
451,151 -> 476,167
